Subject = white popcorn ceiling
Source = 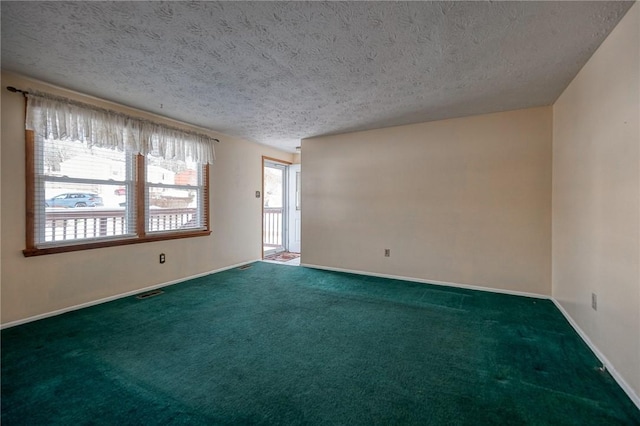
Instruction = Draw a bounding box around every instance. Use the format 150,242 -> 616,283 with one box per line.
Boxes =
1,1 -> 633,152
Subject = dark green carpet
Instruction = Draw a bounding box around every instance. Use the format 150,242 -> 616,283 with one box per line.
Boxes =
2,262 -> 639,425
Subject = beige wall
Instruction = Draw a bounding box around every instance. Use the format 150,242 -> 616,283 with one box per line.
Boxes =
0,72 -> 293,325
302,107 -> 552,296
552,2 -> 639,397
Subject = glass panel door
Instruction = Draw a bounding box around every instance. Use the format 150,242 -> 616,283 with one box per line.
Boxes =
263,161 -> 286,256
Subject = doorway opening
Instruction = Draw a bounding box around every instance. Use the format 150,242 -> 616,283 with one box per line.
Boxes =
262,157 -> 301,264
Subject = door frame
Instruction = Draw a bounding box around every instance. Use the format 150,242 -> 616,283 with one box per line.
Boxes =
262,156 -> 291,258
287,163 -> 301,254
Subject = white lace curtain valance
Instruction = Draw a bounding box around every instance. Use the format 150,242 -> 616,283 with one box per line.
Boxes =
25,91 -> 217,163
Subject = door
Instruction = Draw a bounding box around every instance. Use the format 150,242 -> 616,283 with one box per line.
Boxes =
263,160 -> 287,256
287,164 -> 301,253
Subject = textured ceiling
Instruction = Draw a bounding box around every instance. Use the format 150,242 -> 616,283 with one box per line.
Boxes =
1,1 -> 634,152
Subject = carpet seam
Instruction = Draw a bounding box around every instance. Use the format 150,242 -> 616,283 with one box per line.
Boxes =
302,263 -> 640,411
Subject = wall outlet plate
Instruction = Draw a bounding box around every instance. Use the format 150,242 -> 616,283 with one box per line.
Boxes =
384,249 -> 391,257
159,253 -> 166,264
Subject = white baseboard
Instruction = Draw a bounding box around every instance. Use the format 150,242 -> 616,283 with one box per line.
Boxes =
551,299 -> 640,410
300,263 -> 550,299
0,259 -> 260,330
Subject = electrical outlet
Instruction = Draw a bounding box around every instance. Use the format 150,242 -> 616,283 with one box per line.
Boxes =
159,253 -> 166,264
384,248 -> 391,257
591,293 -> 597,311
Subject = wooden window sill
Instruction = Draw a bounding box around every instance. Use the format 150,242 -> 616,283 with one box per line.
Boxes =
23,230 -> 212,257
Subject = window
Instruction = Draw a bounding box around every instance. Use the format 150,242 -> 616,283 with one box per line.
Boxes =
145,152 -> 207,234
23,91 -> 215,256
35,137 -> 136,245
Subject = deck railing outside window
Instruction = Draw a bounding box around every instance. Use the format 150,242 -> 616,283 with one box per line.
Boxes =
44,207 -> 197,242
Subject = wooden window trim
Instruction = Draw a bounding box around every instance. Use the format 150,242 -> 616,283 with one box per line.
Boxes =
25,130 -> 36,252
262,155 -> 292,166
136,154 -> 146,238
23,129 -> 212,257
204,164 -> 211,231
23,230 -> 212,257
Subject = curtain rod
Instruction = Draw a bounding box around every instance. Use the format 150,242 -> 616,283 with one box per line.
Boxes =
6,85 -> 220,143
6,86 -> 28,95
